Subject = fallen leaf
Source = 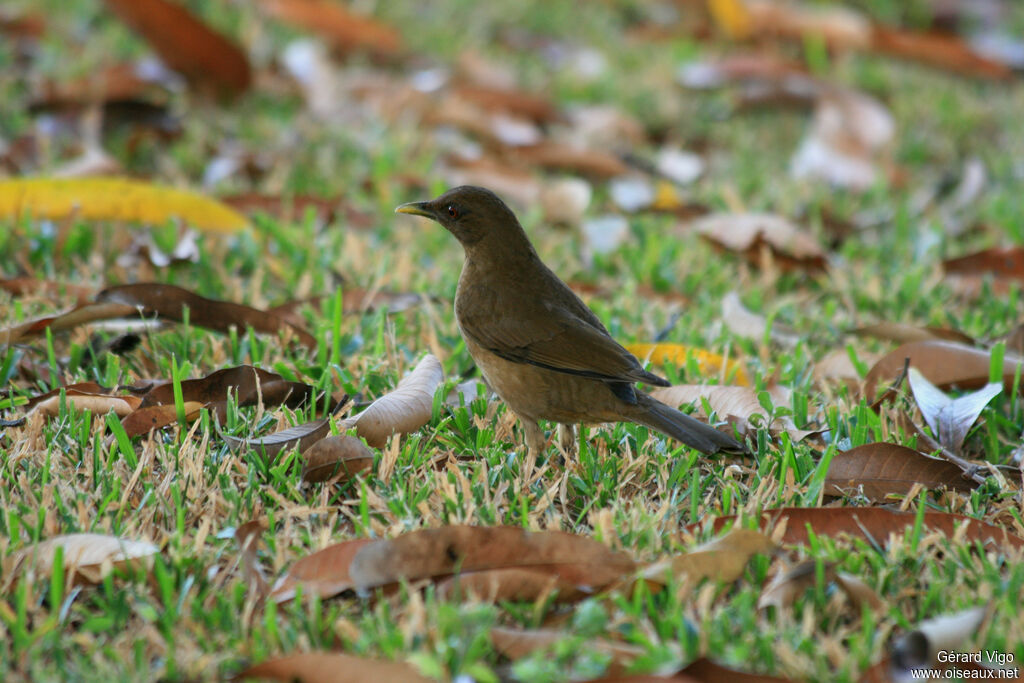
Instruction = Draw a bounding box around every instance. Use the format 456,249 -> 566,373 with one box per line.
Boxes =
103,0 -> 251,95
438,568 -> 588,603
890,606 -> 990,676
29,391 -> 141,418
693,507 -> 1024,551
871,26 -> 1012,80
453,85 -> 562,124
300,434 -> 374,483
864,340 -> 1023,402
943,246 -> 1024,296
337,354 -> 444,449
907,368 -> 1001,455
0,302 -> 140,346
262,0 -> 403,61
5,533 -> 158,586
745,0 -> 872,50
235,652 -> 433,683
490,627 -> 642,672
625,343 -> 749,385
691,212 -> 827,272
825,443 -> 976,501
96,283 -> 315,348
119,401 -> 204,437
0,177 -> 248,232
721,291 -> 799,346
759,559 -> 883,612
348,525 -> 635,593
270,538 -> 376,603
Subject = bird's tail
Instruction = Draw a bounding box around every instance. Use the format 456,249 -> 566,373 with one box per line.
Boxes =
633,393 -> 747,455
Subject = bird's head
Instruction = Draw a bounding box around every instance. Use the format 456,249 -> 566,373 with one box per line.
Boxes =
395,185 -> 528,250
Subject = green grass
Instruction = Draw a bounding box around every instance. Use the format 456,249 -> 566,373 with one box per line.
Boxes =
2,0 -> 1024,681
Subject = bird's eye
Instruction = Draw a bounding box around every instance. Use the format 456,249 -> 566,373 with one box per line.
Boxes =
447,205 -> 459,218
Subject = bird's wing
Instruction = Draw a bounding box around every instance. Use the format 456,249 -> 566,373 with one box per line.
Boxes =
459,292 -> 666,386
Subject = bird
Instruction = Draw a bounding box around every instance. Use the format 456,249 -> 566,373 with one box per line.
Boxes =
396,185 -> 745,459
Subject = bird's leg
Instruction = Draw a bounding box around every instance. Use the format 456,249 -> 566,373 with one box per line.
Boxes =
519,417 -> 547,482
557,423 -> 577,460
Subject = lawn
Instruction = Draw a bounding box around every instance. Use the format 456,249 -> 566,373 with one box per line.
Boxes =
1,0 -> 1023,681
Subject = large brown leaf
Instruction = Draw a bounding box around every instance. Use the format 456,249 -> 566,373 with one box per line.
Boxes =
825,443 -> 977,501
640,528 -> 777,589
864,340 -> 1024,402
0,302 -> 138,345
692,507 -> 1024,551
138,365 -> 320,418
96,283 -> 316,348
300,434 -> 374,483
348,526 -> 636,593
270,538 -> 376,603
103,0 -> 251,95
235,652 -> 433,683
262,0 -> 403,60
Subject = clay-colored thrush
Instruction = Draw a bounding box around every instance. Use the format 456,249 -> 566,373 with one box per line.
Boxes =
396,186 -> 744,457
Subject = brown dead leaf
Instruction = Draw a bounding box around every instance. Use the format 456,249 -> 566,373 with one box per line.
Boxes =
745,0 -> 872,50
262,0 -> 403,61
678,657 -> 796,682
235,652 -> 433,683
337,354 -> 443,449
694,507 -> 1024,552
5,533 -> 158,586
348,525 -> 636,593
864,340 -> 1024,402
119,401 -> 205,437
641,528 -> 777,590
871,26 -> 1012,80
270,538 -> 376,603
825,442 -> 977,501
511,142 -> 629,179
452,85 -> 562,124
96,283 -> 316,348
649,384 -> 814,441
300,434 -> 374,483
138,365 -> 321,420
691,212 -> 826,272
103,0 -> 251,95
943,246 -> 1024,296
18,382 -> 108,410
0,301 -> 139,346
220,401 -> 345,458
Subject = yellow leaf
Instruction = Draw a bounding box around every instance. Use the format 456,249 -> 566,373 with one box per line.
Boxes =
626,343 -> 749,386
0,177 -> 248,233
707,0 -> 752,40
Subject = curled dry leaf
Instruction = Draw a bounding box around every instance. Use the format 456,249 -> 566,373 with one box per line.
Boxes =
338,354 -> 443,449
235,652 -> 433,683
692,507 -> 1024,552
270,538 -> 376,603
691,212 -> 827,272
890,606 -> 990,676
649,384 -> 815,441
0,301 -> 139,346
943,246 -> 1024,297
640,528 -> 777,590
104,0 -> 250,95
97,283 -> 316,348
348,525 -> 636,593
220,400 -> 348,458
907,367 -> 1001,455
825,443 -> 976,502
300,434 -> 374,483
864,340 -> 1024,403
28,390 -> 141,418
5,533 -> 158,586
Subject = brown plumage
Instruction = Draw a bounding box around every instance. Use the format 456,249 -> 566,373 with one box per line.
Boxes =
396,185 -> 745,457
